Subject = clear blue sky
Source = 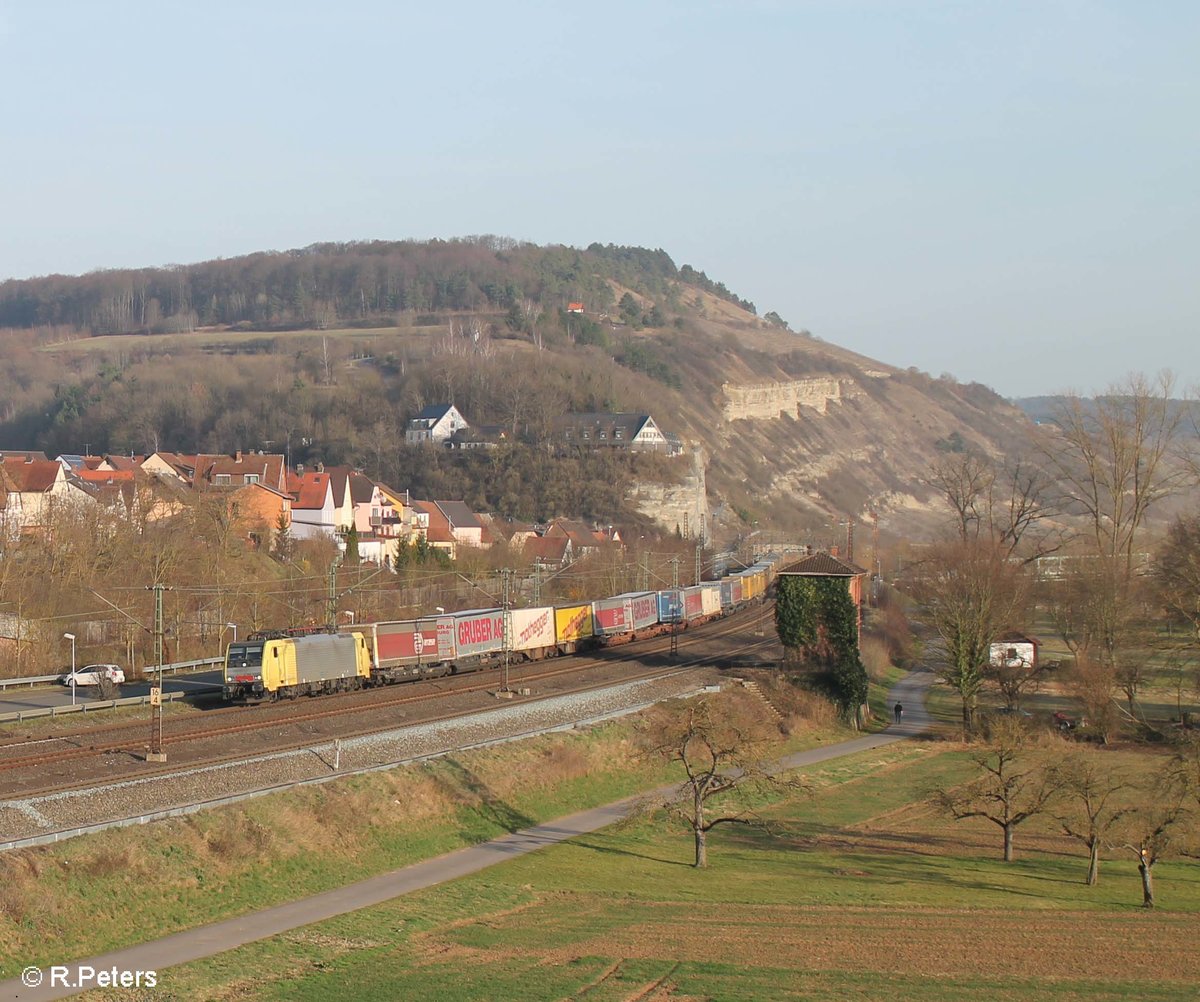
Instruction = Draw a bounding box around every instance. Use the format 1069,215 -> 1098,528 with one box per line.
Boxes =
1,1 -> 1196,397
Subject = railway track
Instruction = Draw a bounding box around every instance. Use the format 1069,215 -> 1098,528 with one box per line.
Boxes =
0,603 -> 775,781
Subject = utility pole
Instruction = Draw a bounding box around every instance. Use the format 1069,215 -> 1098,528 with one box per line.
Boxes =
501,568 -> 512,693
326,561 -> 338,627
846,516 -> 855,563
146,584 -> 168,762
694,542 -> 702,586
670,556 -> 680,657
640,551 -> 649,592
533,560 -> 542,605
870,509 -> 880,604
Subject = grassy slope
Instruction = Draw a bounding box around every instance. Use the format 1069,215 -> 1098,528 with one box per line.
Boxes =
0,703 -> 843,977
125,743 -> 1200,1002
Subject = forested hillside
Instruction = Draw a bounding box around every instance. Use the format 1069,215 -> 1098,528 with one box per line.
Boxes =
0,238 -> 1036,536
0,238 -> 755,336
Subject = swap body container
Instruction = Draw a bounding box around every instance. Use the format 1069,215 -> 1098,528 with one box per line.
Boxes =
347,618 -> 441,670
611,591 -> 658,630
554,604 -> 594,645
509,606 -> 556,654
681,587 -> 705,622
700,583 -> 722,617
592,595 -> 633,637
656,590 -> 683,624
438,608 -> 505,661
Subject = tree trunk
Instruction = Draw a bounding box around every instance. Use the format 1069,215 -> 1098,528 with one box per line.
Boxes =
694,826 -> 707,869
1003,824 -> 1014,862
1139,861 -> 1154,908
1087,840 -> 1099,886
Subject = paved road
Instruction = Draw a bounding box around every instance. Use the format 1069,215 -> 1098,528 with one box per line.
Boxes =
2,668 -> 934,1001
0,671 -> 223,715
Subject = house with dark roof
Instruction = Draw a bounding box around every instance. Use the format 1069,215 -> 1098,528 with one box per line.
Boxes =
406,404 -> 469,444
432,500 -> 486,548
555,413 -> 677,453
778,551 -> 870,640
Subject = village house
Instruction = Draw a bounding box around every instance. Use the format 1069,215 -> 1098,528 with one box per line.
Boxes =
227,481 -> 292,550
411,501 -> 458,559
288,471 -> 338,542
523,533 -> 574,568
430,500 -> 486,548
405,404 -> 470,445
0,456 -> 74,536
376,485 -> 428,546
555,413 -> 677,453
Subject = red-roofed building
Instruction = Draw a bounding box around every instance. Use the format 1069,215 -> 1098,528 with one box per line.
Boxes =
0,456 -> 71,535
524,534 -> 574,568
289,472 -> 337,542
411,501 -> 458,559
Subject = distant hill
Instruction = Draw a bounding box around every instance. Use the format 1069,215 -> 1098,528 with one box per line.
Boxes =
0,238 -> 1040,539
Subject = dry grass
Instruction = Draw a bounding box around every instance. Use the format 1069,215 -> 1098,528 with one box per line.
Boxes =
860,635 -> 893,681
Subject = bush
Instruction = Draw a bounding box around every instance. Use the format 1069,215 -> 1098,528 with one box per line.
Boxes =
860,636 -> 892,681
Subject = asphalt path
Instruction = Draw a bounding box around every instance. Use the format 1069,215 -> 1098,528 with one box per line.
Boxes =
2,668 -> 935,1001
0,671 -> 223,714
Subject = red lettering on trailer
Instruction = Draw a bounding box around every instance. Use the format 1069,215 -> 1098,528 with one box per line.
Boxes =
517,611 -> 551,645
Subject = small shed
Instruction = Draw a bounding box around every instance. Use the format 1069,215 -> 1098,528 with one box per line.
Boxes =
989,632 -> 1040,670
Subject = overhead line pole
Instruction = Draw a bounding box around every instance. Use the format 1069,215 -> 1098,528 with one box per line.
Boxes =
670,556 -> 680,658
146,584 -> 169,763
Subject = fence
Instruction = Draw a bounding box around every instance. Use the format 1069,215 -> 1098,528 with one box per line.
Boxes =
0,657 -> 223,692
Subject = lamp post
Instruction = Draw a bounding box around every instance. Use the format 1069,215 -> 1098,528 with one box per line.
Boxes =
63,633 -> 76,706
227,622 -> 237,645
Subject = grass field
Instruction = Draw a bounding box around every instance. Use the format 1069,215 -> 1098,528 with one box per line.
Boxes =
83,741 -> 1200,1002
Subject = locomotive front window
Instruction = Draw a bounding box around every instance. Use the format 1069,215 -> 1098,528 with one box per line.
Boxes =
228,643 -> 264,669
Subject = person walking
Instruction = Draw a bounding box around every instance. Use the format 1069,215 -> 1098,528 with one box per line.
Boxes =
893,702 -> 903,724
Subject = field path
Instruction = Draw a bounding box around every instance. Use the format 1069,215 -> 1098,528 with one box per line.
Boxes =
2,669 -> 933,1001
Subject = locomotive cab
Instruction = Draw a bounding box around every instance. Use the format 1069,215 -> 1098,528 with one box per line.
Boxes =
224,641 -> 267,700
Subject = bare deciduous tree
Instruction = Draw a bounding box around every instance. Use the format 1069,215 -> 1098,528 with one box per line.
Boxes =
926,453 -> 1063,561
939,718 -> 1056,862
1052,748 -> 1131,885
1110,785 -> 1192,909
637,693 -> 802,868
1037,373 -> 1192,732
1040,372 -> 1187,577
908,539 -> 1030,737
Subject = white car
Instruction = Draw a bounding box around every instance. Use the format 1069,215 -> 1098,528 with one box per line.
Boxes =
59,664 -> 126,687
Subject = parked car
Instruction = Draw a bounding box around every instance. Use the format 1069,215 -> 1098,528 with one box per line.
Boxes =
1052,710 -> 1086,731
58,664 -> 126,687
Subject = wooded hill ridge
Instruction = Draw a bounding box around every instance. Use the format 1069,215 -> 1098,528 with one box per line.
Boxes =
0,237 -> 1038,537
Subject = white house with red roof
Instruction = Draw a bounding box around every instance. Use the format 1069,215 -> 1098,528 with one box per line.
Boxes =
0,456 -> 73,535
288,471 -> 338,542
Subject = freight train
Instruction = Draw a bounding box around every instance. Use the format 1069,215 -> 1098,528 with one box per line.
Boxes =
222,555 -> 785,701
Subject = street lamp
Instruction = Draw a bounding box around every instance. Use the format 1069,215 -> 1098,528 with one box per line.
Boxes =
63,633 -> 76,706
226,622 -> 237,644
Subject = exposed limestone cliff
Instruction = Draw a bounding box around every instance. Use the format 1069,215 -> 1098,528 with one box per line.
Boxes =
721,377 -> 860,421
628,448 -> 711,540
